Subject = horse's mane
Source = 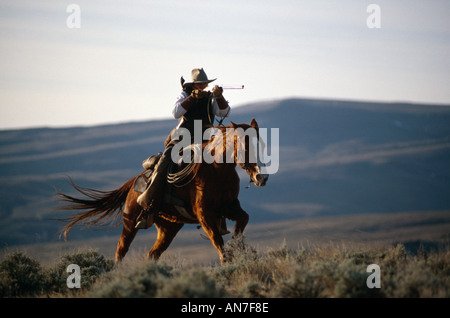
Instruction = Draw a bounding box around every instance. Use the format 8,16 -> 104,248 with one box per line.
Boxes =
203,123 -> 254,164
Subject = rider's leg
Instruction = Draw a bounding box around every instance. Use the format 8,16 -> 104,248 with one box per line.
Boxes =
136,146 -> 173,229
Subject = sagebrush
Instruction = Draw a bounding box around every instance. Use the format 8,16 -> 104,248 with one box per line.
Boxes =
1,239 -> 449,298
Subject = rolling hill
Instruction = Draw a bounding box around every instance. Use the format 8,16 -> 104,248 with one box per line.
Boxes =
1,98 -> 450,247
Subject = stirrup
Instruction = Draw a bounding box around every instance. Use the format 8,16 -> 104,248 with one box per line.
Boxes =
135,210 -> 154,229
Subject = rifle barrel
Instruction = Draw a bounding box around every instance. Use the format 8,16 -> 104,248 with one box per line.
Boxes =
219,85 -> 244,90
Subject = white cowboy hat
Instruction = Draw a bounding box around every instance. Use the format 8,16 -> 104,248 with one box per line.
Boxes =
183,68 -> 216,86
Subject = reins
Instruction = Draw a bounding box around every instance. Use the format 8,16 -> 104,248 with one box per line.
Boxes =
216,107 -> 230,127
167,144 -> 199,187
167,160 -> 197,187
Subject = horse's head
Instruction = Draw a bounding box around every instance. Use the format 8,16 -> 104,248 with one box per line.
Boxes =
231,118 -> 269,187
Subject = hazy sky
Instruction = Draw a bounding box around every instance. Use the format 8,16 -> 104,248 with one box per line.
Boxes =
0,0 -> 449,129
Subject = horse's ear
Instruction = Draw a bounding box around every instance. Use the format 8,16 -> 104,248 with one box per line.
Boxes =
230,121 -> 237,129
250,118 -> 258,129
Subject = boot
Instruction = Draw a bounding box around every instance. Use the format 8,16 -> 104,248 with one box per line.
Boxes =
136,181 -> 154,210
135,179 -> 160,229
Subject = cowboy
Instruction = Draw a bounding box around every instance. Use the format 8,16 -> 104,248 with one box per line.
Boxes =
135,68 -> 231,234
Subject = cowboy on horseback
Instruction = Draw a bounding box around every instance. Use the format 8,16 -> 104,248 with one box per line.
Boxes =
135,68 -> 231,234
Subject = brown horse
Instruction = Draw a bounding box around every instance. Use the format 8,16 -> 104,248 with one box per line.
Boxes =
57,119 -> 268,263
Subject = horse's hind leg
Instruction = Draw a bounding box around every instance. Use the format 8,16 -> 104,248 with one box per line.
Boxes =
115,191 -> 141,262
115,213 -> 139,262
147,218 -> 183,260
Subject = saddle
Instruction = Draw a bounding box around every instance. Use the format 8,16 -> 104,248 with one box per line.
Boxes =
133,153 -> 161,193
133,153 -> 196,221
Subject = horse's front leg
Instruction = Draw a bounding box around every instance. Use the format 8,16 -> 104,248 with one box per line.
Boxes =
196,204 -> 226,263
223,199 -> 249,239
147,217 -> 184,260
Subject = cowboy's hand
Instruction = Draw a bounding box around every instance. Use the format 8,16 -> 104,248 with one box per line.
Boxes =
212,85 -> 223,99
191,89 -> 209,99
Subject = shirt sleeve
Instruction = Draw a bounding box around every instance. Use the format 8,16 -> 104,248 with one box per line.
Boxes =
172,91 -> 189,119
212,96 -> 231,117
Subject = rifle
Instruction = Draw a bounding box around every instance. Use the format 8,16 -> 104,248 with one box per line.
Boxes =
180,77 -> 244,90
216,84 -> 245,90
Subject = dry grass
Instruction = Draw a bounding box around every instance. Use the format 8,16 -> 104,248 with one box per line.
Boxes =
1,236 -> 449,298
1,210 -> 449,297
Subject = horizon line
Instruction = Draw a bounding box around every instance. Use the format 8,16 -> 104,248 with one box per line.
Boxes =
1,96 -> 449,132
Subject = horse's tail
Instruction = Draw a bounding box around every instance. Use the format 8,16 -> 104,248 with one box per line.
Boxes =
56,177 -> 135,240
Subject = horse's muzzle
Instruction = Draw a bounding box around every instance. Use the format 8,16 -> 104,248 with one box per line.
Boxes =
254,173 -> 269,187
